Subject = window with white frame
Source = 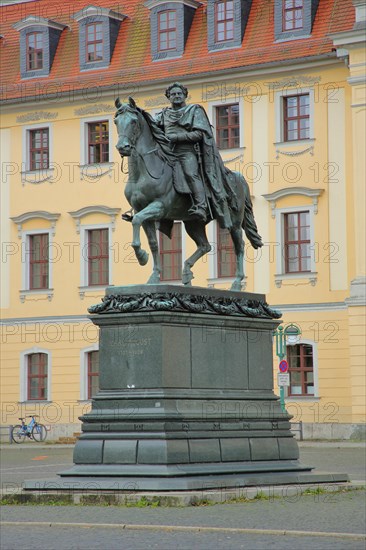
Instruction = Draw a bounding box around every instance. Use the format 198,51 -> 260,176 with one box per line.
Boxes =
80,116 -> 112,166
286,341 -> 317,397
277,206 -> 315,277
274,0 -> 319,42
22,123 -> 53,172
274,88 -> 314,144
80,345 -> 99,400
80,224 -> 112,289
21,229 -> 53,293
207,98 -> 244,150
20,348 -> 51,402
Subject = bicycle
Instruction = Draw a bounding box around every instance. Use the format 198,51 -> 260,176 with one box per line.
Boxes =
11,415 -> 47,444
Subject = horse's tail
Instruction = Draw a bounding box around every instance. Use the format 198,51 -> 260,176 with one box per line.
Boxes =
242,193 -> 263,249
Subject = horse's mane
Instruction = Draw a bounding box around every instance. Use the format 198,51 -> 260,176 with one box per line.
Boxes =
137,107 -> 176,164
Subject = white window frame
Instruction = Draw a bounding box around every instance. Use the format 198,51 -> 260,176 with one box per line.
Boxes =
80,223 -> 113,290
207,97 -> 244,151
285,339 -> 319,399
22,122 -> 53,173
80,115 -> 113,166
20,229 -> 54,300
20,347 -> 52,403
274,204 -> 317,287
80,344 -> 99,401
274,87 -> 315,145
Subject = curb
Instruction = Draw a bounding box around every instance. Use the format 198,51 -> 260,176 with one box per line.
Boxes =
1,482 -> 365,507
1,520 -> 365,540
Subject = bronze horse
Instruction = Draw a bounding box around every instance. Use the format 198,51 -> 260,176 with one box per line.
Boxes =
114,97 -> 262,291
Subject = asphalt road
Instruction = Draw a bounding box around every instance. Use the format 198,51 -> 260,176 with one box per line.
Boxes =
1,443 -> 365,550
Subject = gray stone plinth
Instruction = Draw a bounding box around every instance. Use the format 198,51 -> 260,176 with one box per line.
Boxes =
24,286 -> 348,491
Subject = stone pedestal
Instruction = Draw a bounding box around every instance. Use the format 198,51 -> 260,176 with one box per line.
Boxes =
24,285 -> 348,491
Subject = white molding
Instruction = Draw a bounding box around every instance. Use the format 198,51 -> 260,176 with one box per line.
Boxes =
72,6 -> 127,22
80,344 -> 99,401
13,16 -> 67,32
68,206 -> 120,233
263,187 -> 324,218
20,347 -> 52,403
144,0 -> 201,9
11,211 -> 60,238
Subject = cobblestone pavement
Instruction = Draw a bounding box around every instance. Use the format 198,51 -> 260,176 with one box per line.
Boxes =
0,443 -> 365,549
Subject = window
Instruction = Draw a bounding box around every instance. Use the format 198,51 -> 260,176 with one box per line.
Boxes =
73,7 -> 126,70
216,104 -> 240,149
29,234 -> 49,289
158,10 -> 177,51
215,1 -> 234,42
87,228 -> 109,286
283,0 -> 303,31
217,226 -> 235,278
29,128 -> 49,170
86,23 -> 104,62
159,222 -> 182,281
146,1 -> 199,61
287,343 -> 314,396
87,351 -> 99,399
87,121 -> 109,164
283,94 -> 309,141
26,32 -> 43,70
27,353 -> 48,401
284,211 -> 311,273
274,0 -> 319,42
208,0 -> 250,52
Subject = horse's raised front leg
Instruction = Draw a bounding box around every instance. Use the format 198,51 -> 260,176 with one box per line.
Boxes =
229,224 -> 245,291
142,220 -> 161,284
131,202 -> 165,266
182,221 -> 211,286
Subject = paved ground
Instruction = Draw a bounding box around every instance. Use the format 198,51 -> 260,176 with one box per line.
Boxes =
0,443 -> 365,549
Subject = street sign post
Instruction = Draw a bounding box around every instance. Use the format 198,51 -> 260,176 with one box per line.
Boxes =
279,360 -> 288,373
277,373 -> 290,386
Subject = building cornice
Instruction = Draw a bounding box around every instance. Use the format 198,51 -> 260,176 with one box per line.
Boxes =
13,16 -> 68,32
72,6 -> 127,22
263,187 -> 325,216
10,211 -> 61,238
144,0 -> 201,8
0,54 -> 342,108
68,206 -> 121,233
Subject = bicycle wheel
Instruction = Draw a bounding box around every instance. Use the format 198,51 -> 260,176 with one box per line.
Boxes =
31,423 -> 47,442
11,425 -> 27,444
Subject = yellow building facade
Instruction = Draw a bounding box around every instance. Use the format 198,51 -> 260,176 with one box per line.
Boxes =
1,0 -> 365,440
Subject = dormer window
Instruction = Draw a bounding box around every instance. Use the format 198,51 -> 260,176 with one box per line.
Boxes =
158,10 -> 177,51
26,32 -> 43,70
14,16 -> 67,79
86,23 -> 104,62
275,0 -> 319,42
215,1 -> 234,42
145,0 -> 200,61
283,0 -> 303,31
208,0 -> 252,52
73,5 -> 127,71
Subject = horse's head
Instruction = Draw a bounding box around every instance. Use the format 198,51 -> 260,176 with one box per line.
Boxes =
114,96 -> 141,156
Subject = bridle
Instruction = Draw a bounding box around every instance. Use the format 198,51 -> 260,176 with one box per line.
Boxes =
115,109 -> 166,180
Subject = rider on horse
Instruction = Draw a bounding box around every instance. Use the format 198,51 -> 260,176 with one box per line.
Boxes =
155,82 -> 233,230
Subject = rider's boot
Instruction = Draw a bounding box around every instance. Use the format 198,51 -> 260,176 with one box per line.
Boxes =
216,198 -> 232,230
188,189 -> 207,221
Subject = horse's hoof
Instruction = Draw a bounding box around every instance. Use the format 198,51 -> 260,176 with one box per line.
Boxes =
137,250 -> 149,266
230,280 -> 242,292
182,270 -> 194,286
146,274 -> 161,284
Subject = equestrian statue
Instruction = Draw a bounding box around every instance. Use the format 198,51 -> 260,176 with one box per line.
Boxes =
115,82 -> 263,291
